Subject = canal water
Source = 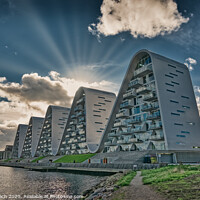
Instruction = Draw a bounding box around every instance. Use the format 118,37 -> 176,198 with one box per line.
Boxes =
0,166 -> 104,199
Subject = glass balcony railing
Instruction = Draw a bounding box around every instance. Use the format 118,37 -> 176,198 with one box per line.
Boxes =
129,117 -> 142,124
143,92 -> 157,101
133,126 -> 146,133
108,132 -> 121,137
134,64 -> 152,77
77,97 -> 85,105
113,121 -> 127,128
74,105 -> 84,112
116,110 -> 129,118
117,140 -> 131,145
71,114 -> 76,119
149,121 -> 162,130
120,100 -> 134,109
141,103 -> 159,112
123,90 -> 137,99
128,78 -> 143,88
129,138 -> 143,143
150,134 -> 164,141
136,86 -> 152,95
146,111 -> 161,120
105,141 -> 117,146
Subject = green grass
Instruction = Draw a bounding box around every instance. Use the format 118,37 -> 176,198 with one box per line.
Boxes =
53,153 -> 96,163
116,171 -> 137,187
31,156 -> 46,163
142,165 -> 200,200
3,158 -> 12,162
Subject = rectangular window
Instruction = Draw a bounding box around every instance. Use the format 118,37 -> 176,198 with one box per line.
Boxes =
177,110 -> 185,113
181,131 -> 190,134
95,122 -> 103,124
98,96 -> 105,99
165,83 -> 174,87
93,115 -> 101,117
169,72 -> 178,76
94,104 -> 101,106
181,96 -> 189,99
165,74 -> 174,78
97,131 -> 102,133
171,112 -> 180,116
167,89 -> 175,93
93,110 -> 101,113
174,123 -> 183,126
176,135 -> 186,138
105,100 -> 112,102
171,81 -> 180,85
99,108 -> 106,111
98,102 -> 105,105
170,100 -> 179,104
176,70 -> 184,74
168,64 -> 176,68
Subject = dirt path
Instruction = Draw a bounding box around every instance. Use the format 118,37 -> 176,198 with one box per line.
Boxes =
109,171 -> 167,200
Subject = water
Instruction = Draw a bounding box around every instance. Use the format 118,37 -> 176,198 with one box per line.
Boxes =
0,166 -> 104,199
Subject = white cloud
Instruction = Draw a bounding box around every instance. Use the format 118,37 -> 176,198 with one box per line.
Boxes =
89,0 -> 189,38
0,77 -> 6,83
184,57 -> 197,71
194,86 -> 200,114
0,71 -> 119,150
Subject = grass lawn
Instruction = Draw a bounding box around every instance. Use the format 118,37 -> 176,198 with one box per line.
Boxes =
116,171 -> 137,187
142,165 -> 200,200
3,158 -> 12,162
53,153 -> 96,163
31,156 -> 46,163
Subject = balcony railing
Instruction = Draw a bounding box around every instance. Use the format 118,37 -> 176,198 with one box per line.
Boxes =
117,140 -> 131,145
77,97 -> 85,105
149,121 -> 162,130
116,110 -> 129,119
141,103 -> 159,112
113,121 -> 127,128
123,90 -> 137,99
74,105 -> 84,112
150,134 -> 164,141
146,111 -> 161,120
136,86 -> 152,95
119,130 -> 133,136
120,100 -> 134,109
133,126 -> 146,133
134,64 -> 152,77
108,132 -> 121,137
71,114 -> 76,119
143,92 -> 157,101
128,78 -> 143,89
105,141 -> 117,146
129,117 -> 142,124
129,138 -> 143,143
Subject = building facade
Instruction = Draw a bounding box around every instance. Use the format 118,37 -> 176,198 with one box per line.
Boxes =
58,87 -> 116,155
98,49 -> 200,153
35,106 -> 70,156
12,124 -> 28,158
3,145 -> 13,160
21,117 -> 44,158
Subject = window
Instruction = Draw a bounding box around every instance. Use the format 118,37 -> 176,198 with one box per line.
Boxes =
187,122 -> 195,125
105,100 -> 111,102
176,142 -> 185,145
129,108 -> 132,115
182,105 -> 190,109
95,122 -> 103,124
94,104 -> 101,106
174,123 -> 183,126
165,74 -> 173,78
171,112 -> 180,116
177,110 -> 185,113
93,115 -> 101,117
93,110 -> 101,113
134,106 -> 140,114
176,70 -> 184,74
169,72 -> 178,76
98,102 -> 105,105
168,64 -> 176,68
181,131 -> 190,134
176,135 -> 186,138
167,89 -> 175,93
98,96 -> 105,99
165,83 -> 174,87
181,96 -> 189,99
170,100 -> 179,104
143,76 -> 146,84
99,108 -> 106,111
171,81 -> 180,85
97,131 -> 102,133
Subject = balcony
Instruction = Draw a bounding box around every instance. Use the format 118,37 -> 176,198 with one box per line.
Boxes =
77,123 -> 85,129
146,111 -> 161,120
117,140 -> 131,145
74,105 -> 83,112
133,126 -> 146,133
67,127 -> 75,132
113,121 -> 127,128
77,97 -> 85,105
150,134 -> 164,141
69,120 -> 77,126
149,121 -> 162,130
77,111 -> 85,117
119,130 -> 133,136
71,114 -> 76,119
116,110 -> 129,119
108,132 -> 121,137
128,78 -> 143,89
143,92 -> 157,101
79,130 -> 85,135
129,138 -> 143,143
105,141 -> 117,146
134,64 -> 152,77
129,117 -> 142,124
120,100 -> 134,109
141,103 -> 159,112
123,90 -> 136,99
136,86 -> 152,95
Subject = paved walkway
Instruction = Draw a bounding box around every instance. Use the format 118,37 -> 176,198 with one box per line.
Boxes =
109,171 -> 167,200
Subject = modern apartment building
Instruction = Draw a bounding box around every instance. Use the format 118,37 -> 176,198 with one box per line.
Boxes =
21,117 -> 44,158
98,49 -> 200,153
12,124 -> 28,158
35,106 -> 70,156
2,145 -> 13,160
58,87 -> 116,155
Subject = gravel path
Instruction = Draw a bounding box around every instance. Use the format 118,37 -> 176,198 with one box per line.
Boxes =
109,171 -> 167,200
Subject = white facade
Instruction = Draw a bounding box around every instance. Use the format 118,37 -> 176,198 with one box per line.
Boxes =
59,87 -> 116,154
36,105 -> 70,156
12,124 -> 28,158
21,117 -> 44,158
98,50 -> 200,152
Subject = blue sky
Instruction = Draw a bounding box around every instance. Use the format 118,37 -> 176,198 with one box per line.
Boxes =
0,0 -> 200,150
